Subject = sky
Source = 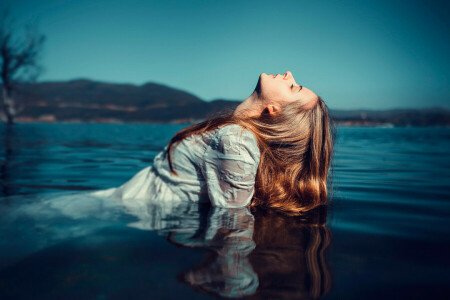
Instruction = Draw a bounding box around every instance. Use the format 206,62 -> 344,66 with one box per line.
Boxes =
1,0 -> 449,109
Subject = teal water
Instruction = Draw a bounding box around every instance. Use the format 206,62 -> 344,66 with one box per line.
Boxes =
0,124 -> 449,299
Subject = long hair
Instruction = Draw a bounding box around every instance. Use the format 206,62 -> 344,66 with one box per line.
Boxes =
165,96 -> 336,213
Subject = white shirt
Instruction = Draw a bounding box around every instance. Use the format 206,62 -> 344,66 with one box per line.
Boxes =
91,124 -> 261,210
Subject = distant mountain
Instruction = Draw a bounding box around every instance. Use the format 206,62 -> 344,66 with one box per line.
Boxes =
4,79 -> 239,123
331,108 -> 450,126
1,79 -> 449,126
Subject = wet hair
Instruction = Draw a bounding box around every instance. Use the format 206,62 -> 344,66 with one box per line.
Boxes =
166,96 -> 336,214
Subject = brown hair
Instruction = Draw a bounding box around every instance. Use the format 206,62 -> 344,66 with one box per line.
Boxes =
165,96 -> 336,213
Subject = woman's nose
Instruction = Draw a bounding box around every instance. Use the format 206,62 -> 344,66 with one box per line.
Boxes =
283,71 -> 292,79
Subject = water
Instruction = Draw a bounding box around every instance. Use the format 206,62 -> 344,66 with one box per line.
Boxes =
0,123 -> 449,299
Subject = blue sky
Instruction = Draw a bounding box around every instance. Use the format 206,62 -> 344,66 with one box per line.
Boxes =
2,0 -> 449,109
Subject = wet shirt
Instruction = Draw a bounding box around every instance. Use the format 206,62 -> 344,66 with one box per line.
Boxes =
94,124 -> 261,209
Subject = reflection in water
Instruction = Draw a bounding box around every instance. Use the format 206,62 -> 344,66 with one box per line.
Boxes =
121,194 -> 332,299
164,205 -> 332,299
167,207 -> 258,298
248,207 -> 331,300
0,189 -> 332,299
1,125 -> 14,197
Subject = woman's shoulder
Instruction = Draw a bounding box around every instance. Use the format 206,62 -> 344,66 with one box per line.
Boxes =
211,124 -> 259,158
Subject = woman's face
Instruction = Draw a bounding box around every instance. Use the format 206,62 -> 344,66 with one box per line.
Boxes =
234,71 -> 319,118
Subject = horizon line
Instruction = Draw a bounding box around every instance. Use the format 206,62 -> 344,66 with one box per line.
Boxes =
4,77 -> 450,111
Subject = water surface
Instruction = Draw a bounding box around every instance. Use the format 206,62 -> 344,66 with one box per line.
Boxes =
0,123 -> 449,299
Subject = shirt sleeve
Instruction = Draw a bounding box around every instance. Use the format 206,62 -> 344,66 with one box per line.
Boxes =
201,124 -> 260,208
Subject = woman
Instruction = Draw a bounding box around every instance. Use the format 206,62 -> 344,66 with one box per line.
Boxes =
91,71 -> 335,214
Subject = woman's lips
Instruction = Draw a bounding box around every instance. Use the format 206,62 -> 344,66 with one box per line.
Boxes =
268,73 -> 285,78
264,72 -> 291,79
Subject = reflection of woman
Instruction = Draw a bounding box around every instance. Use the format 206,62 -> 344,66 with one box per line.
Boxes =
168,206 -> 332,299
168,207 -> 259,298
248,207 -> 332,299
0,194 -> 331,299
92,71 -> 335,214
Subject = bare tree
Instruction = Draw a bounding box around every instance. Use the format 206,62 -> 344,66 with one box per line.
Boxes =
0,6 -> 45,124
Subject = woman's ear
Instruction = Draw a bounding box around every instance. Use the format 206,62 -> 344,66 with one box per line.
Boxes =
265,104 -> 280,116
